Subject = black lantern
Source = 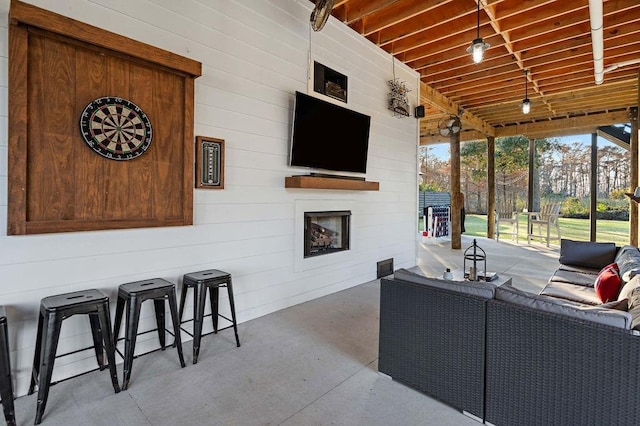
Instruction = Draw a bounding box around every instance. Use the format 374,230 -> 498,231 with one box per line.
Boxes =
463,239 -> 487,281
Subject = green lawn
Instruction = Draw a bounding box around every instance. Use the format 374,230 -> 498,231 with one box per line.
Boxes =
420,214 -> 630,246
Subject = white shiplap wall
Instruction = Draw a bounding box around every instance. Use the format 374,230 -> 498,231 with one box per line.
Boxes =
0,0 -> 419,396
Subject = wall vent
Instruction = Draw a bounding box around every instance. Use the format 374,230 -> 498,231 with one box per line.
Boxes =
377,258 -> 394,278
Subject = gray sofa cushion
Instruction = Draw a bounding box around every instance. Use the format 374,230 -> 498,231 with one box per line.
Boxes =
619,275 -> 640,301
626,288 -> 640,330
555,264 -> 600,275
539,282 -> 601,305
393,268 -> 496,300
615,245 -> 640,282
548,268 -> 599,287
495,285 -> 632,329
559,239 -> 617,269
600,298 -> 628,311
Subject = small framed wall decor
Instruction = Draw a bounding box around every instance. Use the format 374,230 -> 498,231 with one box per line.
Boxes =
196,136 -> 225,189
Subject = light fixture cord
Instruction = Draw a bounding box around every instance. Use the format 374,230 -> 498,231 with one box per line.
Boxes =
525,70 -> 528,98
476,1 -> 480,39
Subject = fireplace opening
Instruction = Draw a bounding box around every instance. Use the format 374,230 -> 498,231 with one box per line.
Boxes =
304,211 -> 351,258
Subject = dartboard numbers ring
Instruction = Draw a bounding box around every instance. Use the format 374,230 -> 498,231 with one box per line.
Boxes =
79,96 -> 153,161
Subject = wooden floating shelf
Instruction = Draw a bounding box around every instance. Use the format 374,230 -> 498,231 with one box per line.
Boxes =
285,176 -> 379,191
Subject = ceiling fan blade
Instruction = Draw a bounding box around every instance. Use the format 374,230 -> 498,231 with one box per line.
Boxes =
310,0 -> 335,32
439,128 -> 451,137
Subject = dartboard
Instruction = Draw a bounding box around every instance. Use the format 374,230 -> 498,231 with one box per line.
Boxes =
79,96 -> 153,161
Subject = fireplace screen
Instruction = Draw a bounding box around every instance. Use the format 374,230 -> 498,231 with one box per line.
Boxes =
304,211 -> 351,258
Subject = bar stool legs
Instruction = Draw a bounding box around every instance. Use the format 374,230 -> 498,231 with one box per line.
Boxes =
226,280 -> 241,348
88,314 -> 105,370
31,311 -> 62,424
178,269 -> 240,364
113,278 -> 185,390
209,287 -> 219,333
192,282 -> 208,365
29,290 -> 120,425
0,308 -> 15,426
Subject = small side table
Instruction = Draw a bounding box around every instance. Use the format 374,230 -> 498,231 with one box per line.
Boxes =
448,270 -> 512,287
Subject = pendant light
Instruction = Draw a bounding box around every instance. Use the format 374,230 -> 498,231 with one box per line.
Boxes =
466,1 -> 490,64
522,69 -> 531,114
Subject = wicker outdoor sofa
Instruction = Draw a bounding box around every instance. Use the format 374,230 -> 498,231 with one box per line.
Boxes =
485,291 -> 640,426
379,240 -> 640,426
378,268 -> 498,421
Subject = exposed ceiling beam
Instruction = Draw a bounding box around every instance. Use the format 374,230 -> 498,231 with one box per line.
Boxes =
494,110 -> 630,138
360,0 -> 453,36
420,81 -> 495,137
420,110 -> 631,145
332,0 -> 395,25
377,3 -> 474,51
321,0 -> 640,142
597,127 -> 630,149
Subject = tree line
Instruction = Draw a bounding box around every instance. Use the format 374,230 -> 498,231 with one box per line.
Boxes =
420,136 -> 630,216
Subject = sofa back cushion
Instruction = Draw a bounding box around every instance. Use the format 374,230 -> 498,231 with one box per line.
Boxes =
626,287 -> 640,330
619,275 -> 640,301
393,268 -> 496,300
614,245 -> 640,282
559,239 -> 617,270
495,285 -> 632,329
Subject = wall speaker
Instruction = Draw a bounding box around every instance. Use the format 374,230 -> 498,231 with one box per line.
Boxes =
414,105 -> 425,118
377,258 -> 394,278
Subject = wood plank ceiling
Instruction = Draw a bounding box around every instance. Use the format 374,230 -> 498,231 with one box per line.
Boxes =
316,0 -> 640,144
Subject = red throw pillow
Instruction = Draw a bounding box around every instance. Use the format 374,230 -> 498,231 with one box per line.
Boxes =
605,262 -> 620,272
595,263 -> 622,303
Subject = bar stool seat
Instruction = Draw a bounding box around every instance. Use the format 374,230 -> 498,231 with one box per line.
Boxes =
29,289 -> 120,425
0,306 -> 15,426
113,278 -> 185,390
178,269 -> 240,364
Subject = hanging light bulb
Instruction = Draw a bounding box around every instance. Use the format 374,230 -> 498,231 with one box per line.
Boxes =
466,1 -> 490,64
522,69 -> 531,114
469,39 -> 488,64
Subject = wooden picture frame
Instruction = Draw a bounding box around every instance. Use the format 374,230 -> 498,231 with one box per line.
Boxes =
195,136 -> 225,189
7,0 -> 202,235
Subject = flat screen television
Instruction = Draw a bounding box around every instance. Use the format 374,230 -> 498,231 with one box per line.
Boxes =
289,91 -> 371,174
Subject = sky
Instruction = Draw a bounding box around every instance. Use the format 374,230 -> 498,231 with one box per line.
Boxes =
425,134 -> 621,160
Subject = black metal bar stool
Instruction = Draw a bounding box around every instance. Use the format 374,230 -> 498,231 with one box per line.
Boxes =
0,306 -> 15,426
29,289 -> 120,425
113,278 -> 185,390
178,269 -> 240,364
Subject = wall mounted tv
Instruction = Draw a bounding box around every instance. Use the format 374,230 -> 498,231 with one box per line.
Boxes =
289,91 -> 371,174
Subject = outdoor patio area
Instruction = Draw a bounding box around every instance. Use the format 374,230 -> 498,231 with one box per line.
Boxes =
416,235 -> 561,295
9,237 -> 560,426
2,1 -> 638,426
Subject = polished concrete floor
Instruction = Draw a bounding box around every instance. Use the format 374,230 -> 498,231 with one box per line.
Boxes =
12,236 -> 559,426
